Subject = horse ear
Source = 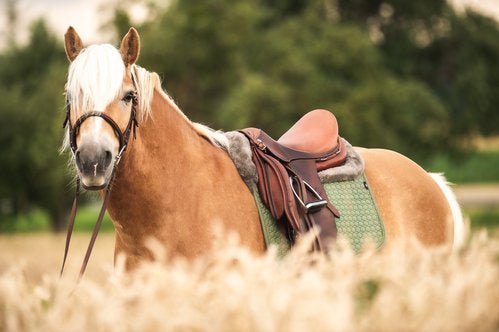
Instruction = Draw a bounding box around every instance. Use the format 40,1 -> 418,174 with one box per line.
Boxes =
119,27 -> 140,66
64,26 -> 84,62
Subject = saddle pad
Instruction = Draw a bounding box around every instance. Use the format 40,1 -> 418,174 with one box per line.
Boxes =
252,174 -> 385,256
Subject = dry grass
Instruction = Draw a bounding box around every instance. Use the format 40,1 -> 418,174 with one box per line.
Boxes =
1,232 -> 499,332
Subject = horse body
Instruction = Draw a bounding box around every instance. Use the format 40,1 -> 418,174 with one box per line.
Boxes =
108,85 -> 454,268
62,27 -> 462,271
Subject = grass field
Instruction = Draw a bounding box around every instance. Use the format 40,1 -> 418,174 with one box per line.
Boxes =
1,231 -> 498,331
1,150 -> 498,331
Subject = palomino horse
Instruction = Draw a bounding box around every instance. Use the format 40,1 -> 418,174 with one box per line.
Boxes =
61,27 -> 464,271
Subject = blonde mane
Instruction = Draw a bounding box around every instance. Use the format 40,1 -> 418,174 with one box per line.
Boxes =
62,43 -> 228,151
132,64 -> 228,148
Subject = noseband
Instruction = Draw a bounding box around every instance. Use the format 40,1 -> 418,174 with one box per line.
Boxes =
60,77 -> 139,280
62,93 -> 139,159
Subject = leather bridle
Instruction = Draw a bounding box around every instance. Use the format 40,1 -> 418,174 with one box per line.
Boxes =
62,92 -> 139,159
60,76 -> 139,280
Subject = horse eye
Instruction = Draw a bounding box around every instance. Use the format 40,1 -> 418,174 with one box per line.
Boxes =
122,91 -> 135,103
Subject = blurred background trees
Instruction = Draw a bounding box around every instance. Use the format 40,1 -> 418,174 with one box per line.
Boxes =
1,0 -> 499,231
130,0 -> 499,153
0,19 -> 72,231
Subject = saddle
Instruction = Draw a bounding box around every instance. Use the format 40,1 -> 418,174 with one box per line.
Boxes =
241,109 -> 347,251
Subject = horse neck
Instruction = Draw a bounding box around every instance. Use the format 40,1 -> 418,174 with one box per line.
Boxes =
125,88 -> 209,173
106,87 -> 265,263
108,88 -> 223,233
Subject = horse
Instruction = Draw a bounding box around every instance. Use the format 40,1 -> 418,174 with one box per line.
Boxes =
61,27 -> 464,271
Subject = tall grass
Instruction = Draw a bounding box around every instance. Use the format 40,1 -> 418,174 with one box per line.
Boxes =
0,232 -> 498,331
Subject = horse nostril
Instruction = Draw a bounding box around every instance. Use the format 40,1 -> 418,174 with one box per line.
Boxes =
104,151 -> 112,168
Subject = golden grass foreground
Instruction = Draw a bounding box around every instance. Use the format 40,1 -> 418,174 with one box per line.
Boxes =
1,232 -> 498,332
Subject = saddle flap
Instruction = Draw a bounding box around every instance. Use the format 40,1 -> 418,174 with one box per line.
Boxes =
251,144 -> 302,232
240,114 -> 343,251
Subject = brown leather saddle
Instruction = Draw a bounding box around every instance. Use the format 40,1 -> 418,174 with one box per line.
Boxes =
241,109 -> 347,251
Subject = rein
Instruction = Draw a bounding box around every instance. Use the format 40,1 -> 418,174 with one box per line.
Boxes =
60,81 -> 138,280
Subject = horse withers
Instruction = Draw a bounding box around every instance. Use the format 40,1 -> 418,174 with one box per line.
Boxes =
61,27 -> 464,273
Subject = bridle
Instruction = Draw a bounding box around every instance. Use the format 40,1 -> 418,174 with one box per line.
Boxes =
62,91 -> 139,161
60,76 -> 139,280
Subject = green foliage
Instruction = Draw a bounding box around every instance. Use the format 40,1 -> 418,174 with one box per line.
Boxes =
218,19 -> 386,135
337,78 -> 449,160
415,11 -> 499,137
124,0 -> 499,153
0,19 -> 72,231
336,0 -> 499,139
137,0 -> 268,124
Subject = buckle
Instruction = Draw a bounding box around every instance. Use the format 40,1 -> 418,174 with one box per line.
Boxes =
114,144 -> 127,166
256,139 -> 267,151
289,177 -> 328,214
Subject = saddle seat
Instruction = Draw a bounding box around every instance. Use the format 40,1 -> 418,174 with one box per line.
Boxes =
278,109 -> 347,171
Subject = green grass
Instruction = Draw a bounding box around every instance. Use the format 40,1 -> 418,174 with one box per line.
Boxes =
70,204 -> 114,232
424,151 -> 499,183
465,207 -> 499,229
0,208 -> 51,233
0,205 -> 114,233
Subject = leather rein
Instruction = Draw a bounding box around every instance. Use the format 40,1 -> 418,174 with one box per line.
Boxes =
60,79 -> 139,280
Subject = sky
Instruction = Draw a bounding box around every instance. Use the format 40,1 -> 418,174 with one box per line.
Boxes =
1,0 -> 499,49
0,0 -> 149,48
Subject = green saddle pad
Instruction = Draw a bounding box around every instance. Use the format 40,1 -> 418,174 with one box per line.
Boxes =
252,174 -> 385,256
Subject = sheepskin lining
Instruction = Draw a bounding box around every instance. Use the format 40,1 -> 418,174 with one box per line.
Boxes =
224,131 -> 364,189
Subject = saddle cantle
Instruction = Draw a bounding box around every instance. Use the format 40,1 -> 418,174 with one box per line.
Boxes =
240,109 -> 348,251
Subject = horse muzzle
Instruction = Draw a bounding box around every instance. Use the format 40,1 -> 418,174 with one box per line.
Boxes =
75,142 -> 114,190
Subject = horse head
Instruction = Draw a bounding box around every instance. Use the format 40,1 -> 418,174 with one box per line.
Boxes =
63,27 -> 140,190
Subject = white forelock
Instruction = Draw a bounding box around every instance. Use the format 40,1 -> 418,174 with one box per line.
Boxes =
66,44 -> 125,113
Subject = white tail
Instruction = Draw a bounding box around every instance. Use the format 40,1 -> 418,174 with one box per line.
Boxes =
429,173 -> 467,250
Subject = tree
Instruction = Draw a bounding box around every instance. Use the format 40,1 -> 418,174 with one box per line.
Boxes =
4,0 -> 19,48
0,19 -> 72,231
134,0 -> 267,125
336,0 -> 499,140
102,0 -> 457,162
415,11 -> 499,138
218,3 -> 450,160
